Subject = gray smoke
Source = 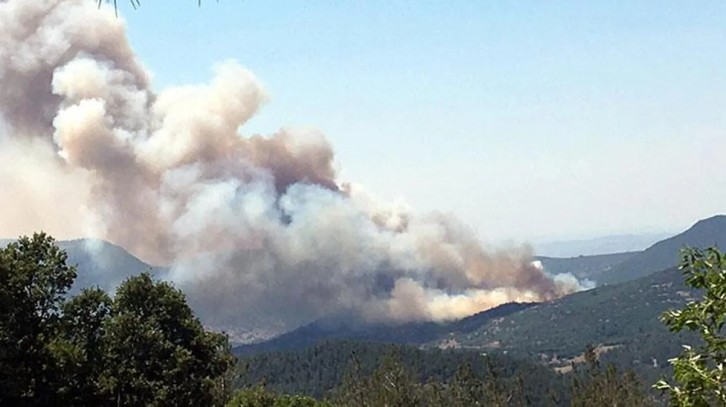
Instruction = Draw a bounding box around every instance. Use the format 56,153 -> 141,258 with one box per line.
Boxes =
0,0 -> 590,335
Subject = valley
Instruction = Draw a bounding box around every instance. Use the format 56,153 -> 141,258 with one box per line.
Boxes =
227,215 -> 725,401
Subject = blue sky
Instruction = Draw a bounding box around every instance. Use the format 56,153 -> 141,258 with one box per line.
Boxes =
121,1 -> 726,243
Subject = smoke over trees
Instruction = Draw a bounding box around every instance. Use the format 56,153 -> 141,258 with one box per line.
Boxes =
0,0 -> 590,335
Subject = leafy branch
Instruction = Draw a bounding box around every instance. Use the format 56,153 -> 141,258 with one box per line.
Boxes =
654,247 -> 726,406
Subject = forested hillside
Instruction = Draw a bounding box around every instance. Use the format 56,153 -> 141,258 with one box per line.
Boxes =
232,264 -> 703,404
235,303 -> 535,355
236,340 -> 570,404
426,265 -> 701,389
434,267 -> 695,355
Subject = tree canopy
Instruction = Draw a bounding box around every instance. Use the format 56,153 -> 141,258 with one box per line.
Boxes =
0,233 -> 234,406
0,233 -> 76,404
655,247 -> 726,406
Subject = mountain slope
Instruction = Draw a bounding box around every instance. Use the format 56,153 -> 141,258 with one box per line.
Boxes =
536,251 -> 638,283
237,216 -> 726,356
234,302 -> 536,355
535,232 -> 672,257
425,264 -> 706,387
599,215 -> 726,285
429,266 -> 697,361
58,239 -> 160,293
2,238 -> 158,294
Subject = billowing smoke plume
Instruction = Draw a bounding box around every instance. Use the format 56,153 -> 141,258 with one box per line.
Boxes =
0,0 -> 590,335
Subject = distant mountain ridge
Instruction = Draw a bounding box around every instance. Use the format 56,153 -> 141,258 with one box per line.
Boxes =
1,238 -> 158,294
59,239 -> 161,294
534,232 -> 672,257
599,215 -> 726,285
535,215 -> 726,286
536,251 -> 638,283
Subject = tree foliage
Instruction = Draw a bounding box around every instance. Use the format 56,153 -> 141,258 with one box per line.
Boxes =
227,385 -> 330,407
54,287 -> 113,404
570,345 -> 649,407
336,351 -> 423,407
103,273 -> 234,406
655,247 -> 726,406
332,349 -> 530,407
236,340 -> 568,404
0,233 -> 234,406
0,233 -> 76,405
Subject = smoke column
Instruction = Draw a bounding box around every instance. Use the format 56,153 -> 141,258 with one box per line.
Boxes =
0,0 -> 590,336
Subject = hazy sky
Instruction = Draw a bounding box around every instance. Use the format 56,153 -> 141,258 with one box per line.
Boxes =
122,1 -> 725,243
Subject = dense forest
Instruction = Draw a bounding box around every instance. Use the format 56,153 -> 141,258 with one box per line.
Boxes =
229,342 -> 650,406
235,340 -> 568,402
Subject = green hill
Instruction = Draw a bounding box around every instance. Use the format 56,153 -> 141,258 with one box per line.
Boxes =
426,265 -> 700,388
431,267 -> 694,356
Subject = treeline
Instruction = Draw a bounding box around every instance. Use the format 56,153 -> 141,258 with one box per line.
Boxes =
235,340 -> 567,403
0,233 -> 233,406
230,344 -> 649,406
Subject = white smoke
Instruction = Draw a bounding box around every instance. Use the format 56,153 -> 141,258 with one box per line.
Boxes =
0,0 -> 590,334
